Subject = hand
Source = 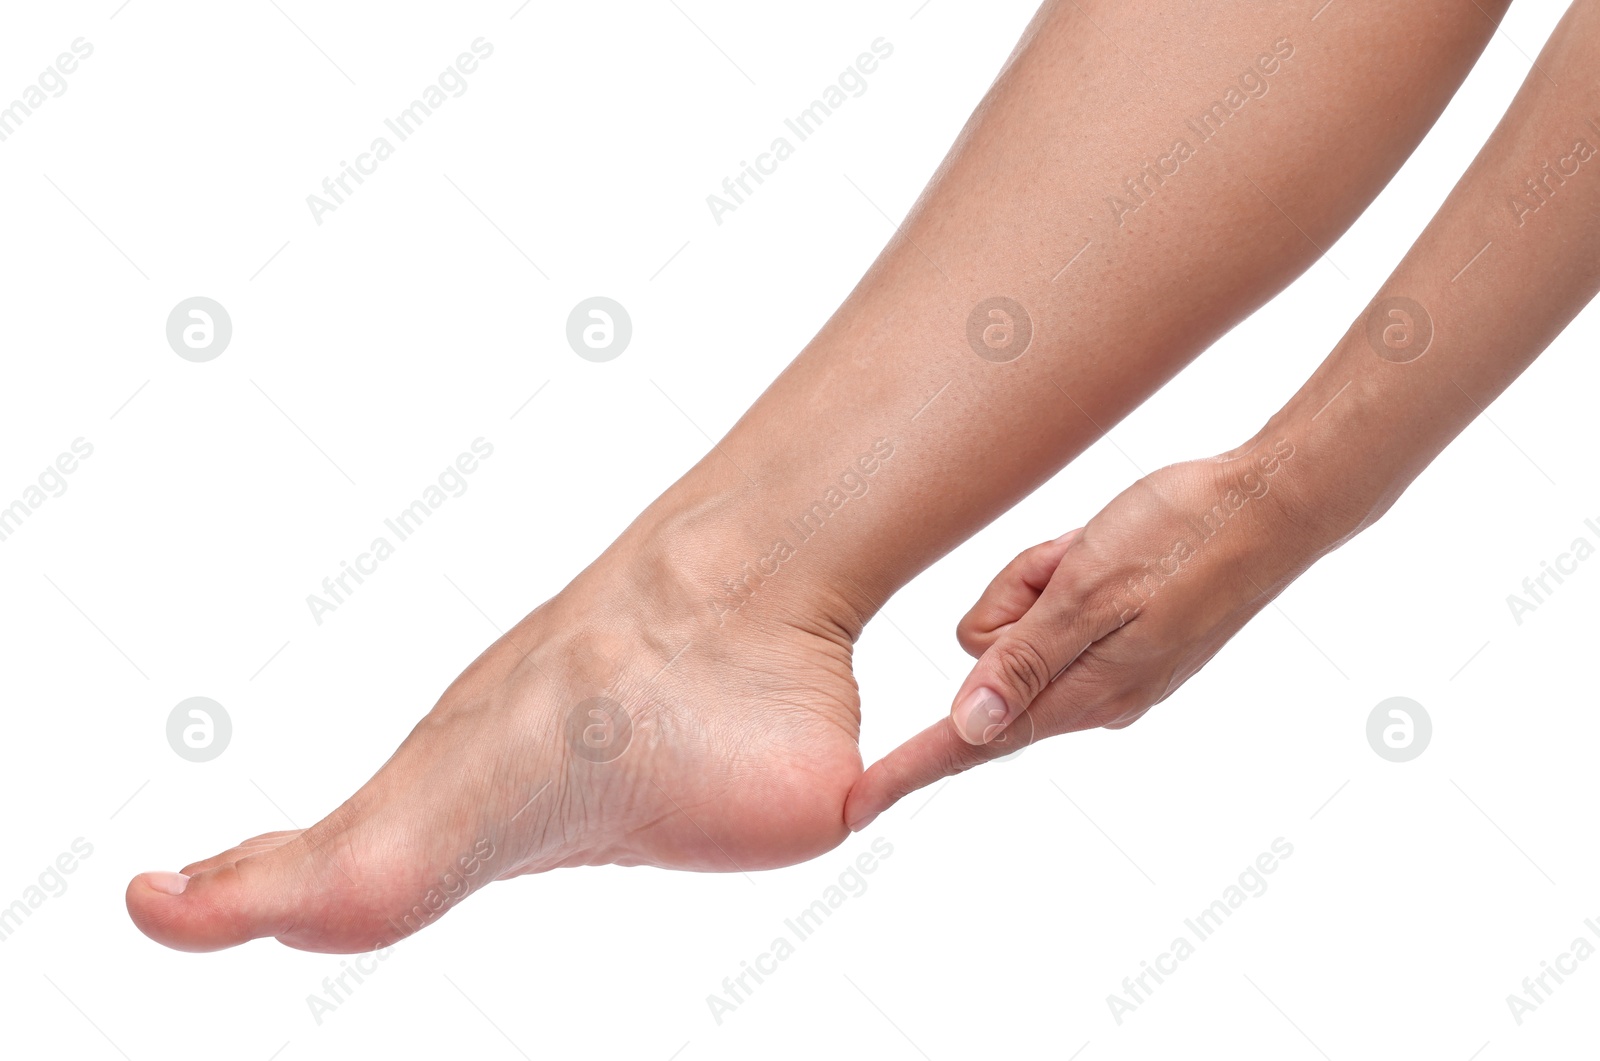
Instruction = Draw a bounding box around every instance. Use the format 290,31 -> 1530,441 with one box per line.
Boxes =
846,439 -> 1325,829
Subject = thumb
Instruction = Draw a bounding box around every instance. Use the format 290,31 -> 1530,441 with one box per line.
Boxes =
950,562 -> 1114,745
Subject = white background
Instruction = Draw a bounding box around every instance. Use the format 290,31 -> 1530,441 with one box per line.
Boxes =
1,1 -> 1595,1058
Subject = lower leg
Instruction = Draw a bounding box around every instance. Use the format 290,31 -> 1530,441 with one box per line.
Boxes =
657,0 -> 1508,623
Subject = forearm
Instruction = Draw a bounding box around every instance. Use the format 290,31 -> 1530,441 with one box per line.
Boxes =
1252,0 -> 1600,550
630,0 -> 1505,629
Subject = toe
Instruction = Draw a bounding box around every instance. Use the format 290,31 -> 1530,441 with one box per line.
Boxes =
128,808 -> 490,954
178,831 -> 299,878
127,848 -> 306,953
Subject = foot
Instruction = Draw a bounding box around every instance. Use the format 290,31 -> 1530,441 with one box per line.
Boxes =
126,521 -> 866,953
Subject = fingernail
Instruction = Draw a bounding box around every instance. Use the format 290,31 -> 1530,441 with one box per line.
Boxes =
954,687 -> 1011,745
1054,529 -> 1078,544
144,872 -> 189,896
849,811 -> 880,833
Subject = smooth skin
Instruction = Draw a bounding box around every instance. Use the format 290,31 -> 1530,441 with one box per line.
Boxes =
130,0 -> 1515,951
849,0 -> 1600,827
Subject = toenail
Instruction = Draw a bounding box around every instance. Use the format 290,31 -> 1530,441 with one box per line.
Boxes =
145,872 -> 190,896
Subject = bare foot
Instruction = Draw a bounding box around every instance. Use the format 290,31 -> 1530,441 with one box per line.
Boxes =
126,527 -> 864,953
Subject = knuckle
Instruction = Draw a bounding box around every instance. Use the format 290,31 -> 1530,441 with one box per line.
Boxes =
1099,691 -> 1145,724
941,741 -> 990,778
880,757 -> 923,806
954,613 -> 986,656
988,636 -> 1056,700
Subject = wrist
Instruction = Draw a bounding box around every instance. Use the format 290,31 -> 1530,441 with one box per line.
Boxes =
1217,423 -> 1369,565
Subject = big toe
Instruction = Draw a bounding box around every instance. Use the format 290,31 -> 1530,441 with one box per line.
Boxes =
126,828 -> 388,953
126,840 -> 309,953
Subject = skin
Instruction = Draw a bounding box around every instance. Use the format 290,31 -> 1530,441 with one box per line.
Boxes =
127,0 -> 1513,952
849,0 -> 1600,825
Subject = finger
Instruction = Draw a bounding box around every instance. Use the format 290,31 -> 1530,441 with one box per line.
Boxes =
955,530 -> 1081,657
845,712 -> 1036,831
950,555 -> 1119,745
849,647 -> 1137,827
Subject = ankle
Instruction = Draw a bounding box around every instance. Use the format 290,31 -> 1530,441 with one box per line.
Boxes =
605,482 -> 877,648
